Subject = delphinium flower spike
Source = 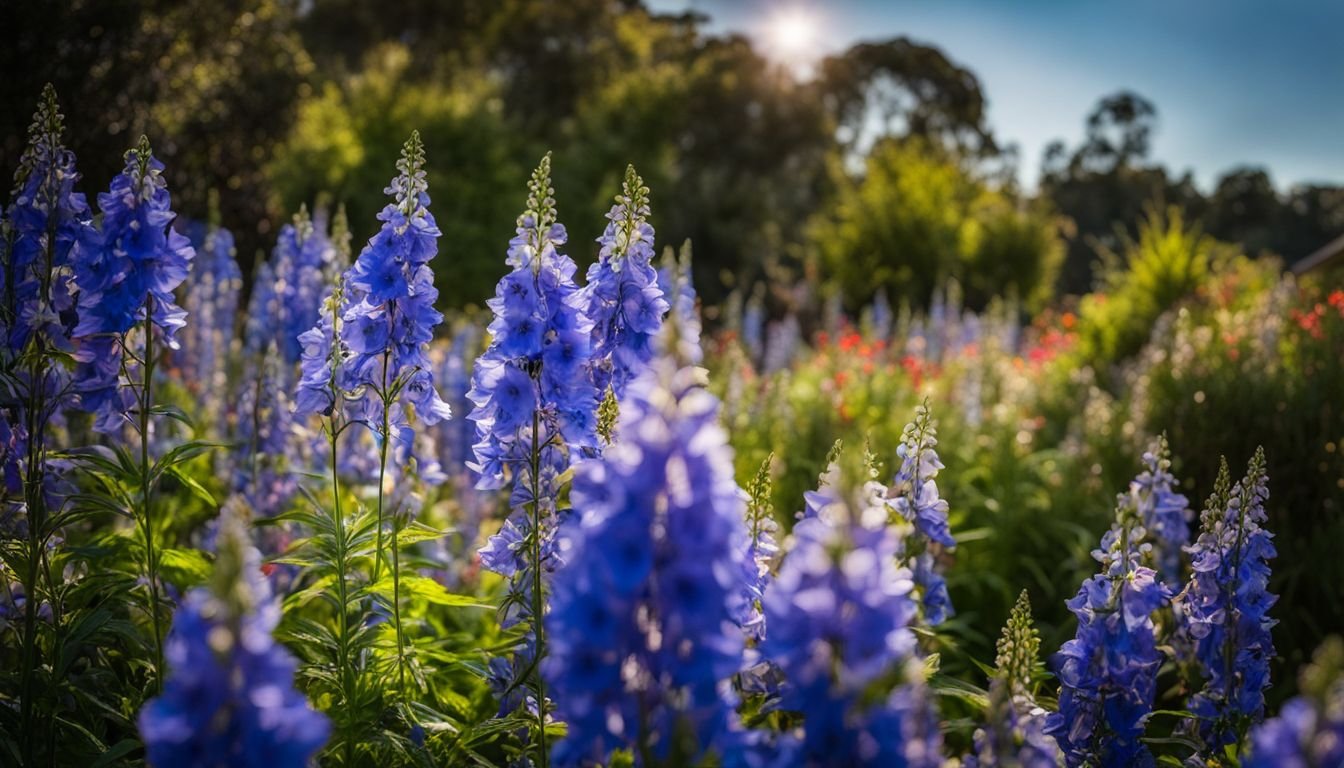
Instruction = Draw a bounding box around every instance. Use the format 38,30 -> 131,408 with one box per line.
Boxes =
1044,480 -> 1173,767
176,195 -> 241,433
582,164 -> 667,399
543,312 -> 749,767
886,402 -> 956,626
233,342 -> 297,521
468,153 -> 599,757
964,591 -> 1062,768
3,83 -> 92,358
2,82 -> 95,766
799,439 -> 843,522
138,503 -> 330,766
274,205 -> 334,369
1176,449 -> 1277,753
70,134 -> 195,691
1243,637 -> 1344,767
71,134 -> 194,432
657,241 -> 702,365
1124,435 -> 1192,585
759,473 -> 943,767
740,453 -> 779,642
337,130 -> 451,693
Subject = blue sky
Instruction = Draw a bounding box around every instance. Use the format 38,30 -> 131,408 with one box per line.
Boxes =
647,0 -> 1344,192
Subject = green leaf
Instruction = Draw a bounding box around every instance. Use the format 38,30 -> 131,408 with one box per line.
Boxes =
167,464 -> 217,507
90,739 -> 139,768
160,547 -> 213,585
396,521 -> 449,547
369,575 -> 492,609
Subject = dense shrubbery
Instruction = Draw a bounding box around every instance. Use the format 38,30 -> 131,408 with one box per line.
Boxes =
0,88 -> 1341,768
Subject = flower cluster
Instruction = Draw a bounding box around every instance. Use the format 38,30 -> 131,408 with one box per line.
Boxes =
70,136 -> 194,432
1123,436 -> 1191,584
273,206 -> 334,367
739,454 -> 779,642
760,478 -> 942,767
964,591 -> 1061,768
800,440 -> 844,522
1244,637 -> 1344,768
139,508 -> 329,766
2,84 -> 92,358
1044,482 -> 1173,767
658,243 -> 702,365
582,165 -> 667,399
471,155 -> 604,718
1177,450 -> 1277,750
544,325 -> 747,766
341,131 -> 452,430
294,281 -> 343,419
233,344 -> 297,519
468,153 -> 598,492
176,218 -> 241,410
886,404 -> 955,626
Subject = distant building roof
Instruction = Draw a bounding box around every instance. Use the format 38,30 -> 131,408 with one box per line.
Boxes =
1293,232 -> 1344,275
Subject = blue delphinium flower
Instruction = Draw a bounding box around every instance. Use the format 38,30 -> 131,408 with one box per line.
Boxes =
1044,491 -> 1173,767
799,440 -> 844,523
0,85 -> 92,538
760,477 -> 943,767
1176,449 -> 1277,752
886,403 -> 955,626
177,216 -> 241,416
543,318 -> 748,767
70,135 -> 194,433
739,454 -> 779,643
139,507 -> 329,766
468,154 -> 600,715
3,84 -> 93,358
468,152 -> 597,490
340,130 -> 452,429
664,244 -> 702,365
233,344 -> 297,519
582,165 -> 667,399
427,322 -> 493,583
1243,637 -> 1343,768
267,206 -> 334,368
964,591 -> 1062,768
1124,436 -> 1191,585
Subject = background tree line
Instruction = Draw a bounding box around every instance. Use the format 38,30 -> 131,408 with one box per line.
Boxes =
4,0 -> 1341,313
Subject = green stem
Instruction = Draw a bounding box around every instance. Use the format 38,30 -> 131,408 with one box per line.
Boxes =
378,382 -> 408,694
139,311 -> 166,693
328,418 -> 356,766
529,408 -> 548,768
17,166 -> 62,766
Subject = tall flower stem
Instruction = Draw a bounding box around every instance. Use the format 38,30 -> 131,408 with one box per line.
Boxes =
528,407 -> 548,768
17,328 -> 48,765
367,327 -> 410,693
137,309 -> 166,692
327,416 -> 356,766
16,146 -> 66,765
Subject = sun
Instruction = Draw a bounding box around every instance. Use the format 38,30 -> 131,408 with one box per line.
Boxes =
768,9 -> 818,59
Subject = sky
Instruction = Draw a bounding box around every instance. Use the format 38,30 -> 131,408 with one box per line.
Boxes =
646,0 -> 1344,192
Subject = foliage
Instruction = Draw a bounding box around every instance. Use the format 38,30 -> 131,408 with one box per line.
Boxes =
811,138 -> 1063,314
268,44 -> 525,307
1074,206 -> 1227,365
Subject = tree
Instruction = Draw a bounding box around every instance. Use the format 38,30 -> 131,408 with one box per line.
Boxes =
2,0 -> 312,268
267,44 -> 527,307
815,38 -> 997,158
810,138 -> 1061,313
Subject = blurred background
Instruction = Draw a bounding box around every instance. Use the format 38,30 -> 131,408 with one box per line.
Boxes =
4,0 -> 1341,309
5,0 -> 1342,701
